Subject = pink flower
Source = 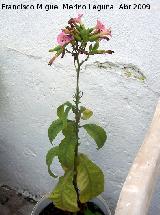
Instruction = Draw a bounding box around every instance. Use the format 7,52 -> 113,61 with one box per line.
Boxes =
95,20 -> 112,37
57,32 -> 73,46
73,14 -> 83,24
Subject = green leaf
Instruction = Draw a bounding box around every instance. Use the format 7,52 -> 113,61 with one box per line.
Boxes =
84,208 -> 95,215
81,109 -> 93,120
48,119 -> 63,143
46,146 -> 59,178
89,35 -> 99,42
88,28 -> 94,33
95,212 -> 102,215
57,105 -> 64,119
83,124 -> 107,149
62,120 -> 76,137
92,41 -> 99,51
80,28 -> 89,42
80,106 -> 86,112
75,24 -> 82,32
74,34 -> 82,42
57,102 -> 72,127
84,208 -> 101,215
58,121 -> 76,170
59,138 -> 76,170
49,171 -> 79,212
49,45 -> 62,52
77,154 -> 104,203
89,44 -> 93,52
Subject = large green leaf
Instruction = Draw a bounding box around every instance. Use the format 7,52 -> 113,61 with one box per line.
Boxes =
57,101 -> 72,119
62,120 -> 76,137
83,124 -> 107,149
48,119 -> 63,143
57,102 -> 72,127
46,146 -> 59,178
59,138 -> 75,170
48,102 -> 72,144
58,121 -> 76,170
57,104 -> 64,119
77,154 -> 104,203
49,171 -> 79,212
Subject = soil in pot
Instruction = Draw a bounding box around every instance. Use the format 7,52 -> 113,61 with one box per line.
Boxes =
39,202 -> 105,215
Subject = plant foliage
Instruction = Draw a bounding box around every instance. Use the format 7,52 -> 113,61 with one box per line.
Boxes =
46,14 -> 114,213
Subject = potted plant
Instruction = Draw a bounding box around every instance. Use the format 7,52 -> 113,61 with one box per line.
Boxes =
32,14 -> 114,215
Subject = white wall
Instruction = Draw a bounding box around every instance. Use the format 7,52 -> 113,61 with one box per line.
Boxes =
0,0 -> 160,213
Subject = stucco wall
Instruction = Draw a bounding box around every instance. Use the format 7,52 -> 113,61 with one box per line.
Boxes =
0,0 -> 160,213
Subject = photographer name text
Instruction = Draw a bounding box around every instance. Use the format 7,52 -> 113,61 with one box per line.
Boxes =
1,3 -> 151,11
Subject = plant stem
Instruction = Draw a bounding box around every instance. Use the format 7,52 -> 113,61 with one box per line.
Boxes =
73,51 -> 81,208
73,44 -> 90,210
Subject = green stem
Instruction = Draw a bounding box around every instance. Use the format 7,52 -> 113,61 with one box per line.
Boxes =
73,52 -> 81,208
72,44 -> 90,210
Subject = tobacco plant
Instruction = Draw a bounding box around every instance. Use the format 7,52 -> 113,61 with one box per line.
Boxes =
46,14 -> 114,214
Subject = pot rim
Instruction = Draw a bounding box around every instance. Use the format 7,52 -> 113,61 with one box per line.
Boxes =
31,194 -> 111,215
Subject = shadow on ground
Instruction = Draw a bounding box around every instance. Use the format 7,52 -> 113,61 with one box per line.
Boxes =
0,185 -> 36,215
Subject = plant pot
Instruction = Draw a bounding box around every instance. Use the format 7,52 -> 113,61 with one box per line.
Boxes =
31,195 -> 111,215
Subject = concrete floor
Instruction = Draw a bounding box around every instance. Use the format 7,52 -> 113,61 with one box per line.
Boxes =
0,185 -> 36,215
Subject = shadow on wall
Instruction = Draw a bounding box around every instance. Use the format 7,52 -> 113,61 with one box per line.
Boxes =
0,58 -> 14,186
0,66 -> 8,111
0,138 -> 13,186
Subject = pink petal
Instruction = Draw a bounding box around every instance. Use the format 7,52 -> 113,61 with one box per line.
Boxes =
96,20 -> 105,31
103,27 -> 112,37
57,32 -> 73,46
95,20 -> 112,37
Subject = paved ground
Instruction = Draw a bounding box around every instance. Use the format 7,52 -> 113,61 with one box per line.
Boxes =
0,185 -> 36,215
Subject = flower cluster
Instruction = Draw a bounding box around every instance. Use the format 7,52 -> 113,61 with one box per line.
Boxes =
48,14 -> 114,65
